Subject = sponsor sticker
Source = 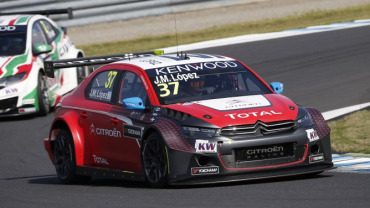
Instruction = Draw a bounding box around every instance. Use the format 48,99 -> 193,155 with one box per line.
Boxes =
225,110 -> 282,119
22,98 -> 35,105
123,124 -> 143,139
306,129 -> 319,142
5,88 -> 18,95
191,166 -> 219,175
195,140 -> 217,153
198,95 -> 271,111
93,155 -> 109,165
18,107 -> 37,113
309,153 -> 324,163
90,123 -> 122,138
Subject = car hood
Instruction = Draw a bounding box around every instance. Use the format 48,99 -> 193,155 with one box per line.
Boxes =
0,53 -> 30,78
164,94 -> 298,128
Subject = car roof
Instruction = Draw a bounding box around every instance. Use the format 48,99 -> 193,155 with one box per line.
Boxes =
113,53 -> 236,70
0,15 -> 35,26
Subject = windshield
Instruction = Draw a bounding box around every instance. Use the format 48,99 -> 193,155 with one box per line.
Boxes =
145,60 -> 272,104
0,26 -> 27,56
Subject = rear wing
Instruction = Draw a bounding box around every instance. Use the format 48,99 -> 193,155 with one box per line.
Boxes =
0,8 -> 73,19
43,50 -> 164,78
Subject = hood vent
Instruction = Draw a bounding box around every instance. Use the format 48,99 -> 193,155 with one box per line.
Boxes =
161,107 -> 190,121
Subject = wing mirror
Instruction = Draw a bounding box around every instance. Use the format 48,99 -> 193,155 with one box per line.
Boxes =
270,82 -> 284,94
34,44 -> 52,55
122,97 -> 145,110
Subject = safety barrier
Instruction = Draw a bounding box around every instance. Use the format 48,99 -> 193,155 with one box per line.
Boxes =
0,0 -> 256,27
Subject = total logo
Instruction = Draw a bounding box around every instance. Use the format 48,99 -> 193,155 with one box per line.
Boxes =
191,166 -> 219,175
92,155 -> 109,165
225,110 -> 282,119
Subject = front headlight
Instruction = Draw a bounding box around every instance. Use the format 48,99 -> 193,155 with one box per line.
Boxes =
296,107 -> 313,127
182,126 -> 218,138
0,72 -> 27,87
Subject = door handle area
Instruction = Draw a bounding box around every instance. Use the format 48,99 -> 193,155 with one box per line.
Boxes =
111,117 -> 119,125
80,111 -> 88,119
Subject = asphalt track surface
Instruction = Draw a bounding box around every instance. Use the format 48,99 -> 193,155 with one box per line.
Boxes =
1,26 -> 370,208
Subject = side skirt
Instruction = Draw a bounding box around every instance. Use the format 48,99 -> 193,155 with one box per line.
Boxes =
75,166 -> 145,182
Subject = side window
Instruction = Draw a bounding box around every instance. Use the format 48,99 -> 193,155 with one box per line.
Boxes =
88,70 -> 118,102
39,20 -> 58,42
119,72 -> 148,105
32,22 -> 48,46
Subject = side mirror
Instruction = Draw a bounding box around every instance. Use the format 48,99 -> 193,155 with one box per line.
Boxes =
61,27 -> 67,35
122,97 -> 145,110
270,82 -> 284,94
35,44 -> 52,55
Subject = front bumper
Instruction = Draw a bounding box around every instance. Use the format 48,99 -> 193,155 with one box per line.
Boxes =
167,128 -> 333,185
0,96 -> 37,117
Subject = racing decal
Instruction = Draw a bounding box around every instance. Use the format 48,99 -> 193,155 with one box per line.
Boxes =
4,88 -> 18,95
196,95 -> 271,111
225,110 -> 282,119
195,140 -> 217,153
1,51 -> 29,77
90,123 -> 122,138
309,153 -> 324,163
154,72 -> 200,84
191,166 -> 219,175
306,128 -> 319,142
306,108 -> 331,138
0,26 -> 16,31
15,16 -> 31,25
153,116 -> 194,152
92,155 -> 109,165
151,61 -> 240,76
123,124 -> 143,139
18,107 -> 37,114
22,98 -> 35,105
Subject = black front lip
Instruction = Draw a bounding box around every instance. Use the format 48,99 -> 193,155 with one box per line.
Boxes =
169,162 -> 334,186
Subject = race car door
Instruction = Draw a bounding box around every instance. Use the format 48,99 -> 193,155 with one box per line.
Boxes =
101,70 -> 147,172
82,70 -> 120,167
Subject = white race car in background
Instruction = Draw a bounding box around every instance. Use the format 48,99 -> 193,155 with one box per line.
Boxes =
0,8 -> 89,116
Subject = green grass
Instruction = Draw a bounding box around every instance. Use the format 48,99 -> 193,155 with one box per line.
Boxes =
328,109 -> 370,154
79,4 -> 370,56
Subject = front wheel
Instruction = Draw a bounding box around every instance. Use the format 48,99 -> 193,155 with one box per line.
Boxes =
53,129 -> 90,184
142,132 -> 168,188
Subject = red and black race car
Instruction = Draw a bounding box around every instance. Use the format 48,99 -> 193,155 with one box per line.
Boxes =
43,51 -> 333,188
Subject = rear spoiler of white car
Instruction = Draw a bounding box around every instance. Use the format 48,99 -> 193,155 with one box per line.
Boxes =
43,50 -> 164,78
0,8 -> 74,19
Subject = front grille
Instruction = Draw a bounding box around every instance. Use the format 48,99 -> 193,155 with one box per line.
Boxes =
0,97 -> 18,111
221,120 -> 296,137
235,142 -> 295,162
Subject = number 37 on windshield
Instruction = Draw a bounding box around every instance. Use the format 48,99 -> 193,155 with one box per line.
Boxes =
157,82 -> 179,97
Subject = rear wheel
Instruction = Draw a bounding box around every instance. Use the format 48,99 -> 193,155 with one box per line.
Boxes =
53,129 -> 90,184
142,132 -> 168,188
37,72 -> 50,116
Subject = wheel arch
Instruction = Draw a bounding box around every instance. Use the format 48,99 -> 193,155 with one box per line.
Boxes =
49,112 -> 86,166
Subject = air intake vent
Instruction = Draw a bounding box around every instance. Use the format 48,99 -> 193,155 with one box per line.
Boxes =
221,120 -> 296,137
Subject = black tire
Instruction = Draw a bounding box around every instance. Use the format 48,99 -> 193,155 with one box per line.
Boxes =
142,132 -> 168,188
53,129 -> 90,184
37,72 -> 50,116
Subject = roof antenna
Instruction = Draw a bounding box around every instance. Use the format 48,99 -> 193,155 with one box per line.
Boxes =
173,13 -> 179,57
